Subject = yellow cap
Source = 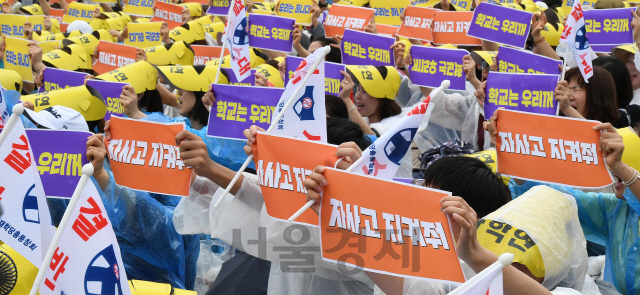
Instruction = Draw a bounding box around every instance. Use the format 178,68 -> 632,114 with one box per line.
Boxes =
119,11 -> 133,23
20,4 -> 44,15
413,0 -> 440,7
207,55 -> 230,68
102,12 -> 122,19
106,16 -> 127,31
252,2 -> 277,14
43,44 -> 92,71
337,0 -> 369,6
203,21 -> 225,42
180,3 -> 203,18
42,30 -> 84,41
471,50 -> 497,67
89,18 -> 107,30
540,23 -> 563,46
519,0 -> 540,12
624,1 -> 631,7
157,65 -> 228,92
37,40 -> 62,53
0,69 -> 23,92
619,127 -> 640,171
21,85 -> 107,121
169,21 -> 205,44
274,56 -> 285,63
62,33 -> 100,55
133,18 -> 151,23
250,48 -> 267,68
0,243 -> 39,295
51,18 -> 61,34
145,41 -> 195,66
346,65 -> 401,99
33,30 -> 52,41
93,29 -> 117,42
96,61 -> 158,94
191,15 -> 214,27
464,149 -> 510,184
255,64 -> 283,87
437,44 -> 458,49
612,43 -> 638,61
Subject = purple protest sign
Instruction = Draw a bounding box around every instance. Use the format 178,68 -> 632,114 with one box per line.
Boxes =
484,72 -> 560,118
409,46 -> 468,91
591,44 -> 618,54
248,14 -> 295,52
285,56 -> 345,95
26,129 -> 91,198
207,85 -> 283,140
341,29 -> 395,67
86,79 -> 127,120
467,2 -> 533,48
227,69 -> 256,86
584,8 -> 634,45
38,68 -> 88,93
206,0 -> 231,15
497,47 -> 562,75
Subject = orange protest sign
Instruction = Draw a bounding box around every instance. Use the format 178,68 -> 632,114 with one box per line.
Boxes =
376,24 -> 399,38
432,11 -> 481,46
105,117 -> 192,196
323,4 -> 375,37
49,9 -> 70,32
150,1 -> 184,29
192,45 -> 230,65
94,41 -> 138,74
320,168 -> 465,282
252,132 -> 341,226
396,6 -> 436,42
496,109 -> 614,188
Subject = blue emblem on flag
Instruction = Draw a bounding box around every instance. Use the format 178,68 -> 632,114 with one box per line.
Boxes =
293,86 -> 316,121
84,245 -> 124,295
233,18 -> 249,46
384,128 -> 417,165
23,184 -> 39,224
574,25 -> 589,50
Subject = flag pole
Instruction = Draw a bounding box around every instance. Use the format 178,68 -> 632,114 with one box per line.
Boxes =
213,45 -> 333,209
447,253 -> 514,295
29,164 -> 95,295
287,80 -> 451,222
213,25 -> 229,87
0,104 -> 25,148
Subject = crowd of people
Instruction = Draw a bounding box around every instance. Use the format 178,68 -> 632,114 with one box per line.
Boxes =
1,0 -> 640,293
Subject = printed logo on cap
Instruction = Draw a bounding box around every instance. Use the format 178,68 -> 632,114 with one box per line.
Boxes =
84,244 -> 124,295
384,128 -> 417,165
293,86 -> 316,121
22,184 -> 40,224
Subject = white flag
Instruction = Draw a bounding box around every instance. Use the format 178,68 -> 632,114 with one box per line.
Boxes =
351,96 -> 433,179
38,180 -> 131,295
271,49 -> 327,142
224,0 -> 252,82
0,119 -> 55,267
559,1 -> 593,82
454,264 -> 503,295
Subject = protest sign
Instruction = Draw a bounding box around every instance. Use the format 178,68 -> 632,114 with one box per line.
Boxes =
497,47 -> 562,75
496,109 -> 614,188
105,117 -> 192,197
341,29 -> 395,67
449,0 -> 473,11
86,79 -> 128,120
192,45 -> 230,65
591,44 -> 618,54
252,132 -> 341,225
324,4 -> 375,37
27,16 -> 46,33
38,40 -> 61,54
123,0 -> 156,16
467,2 -> 533,48
125,22 -> 163,48
319,168 -> 466,282
4,37 -> 33,83
285,56 -> 345,96
248,14 -> 295,52
584,8 -> 633,45
206,0 -> 231,15
276,0 -> 313,25
0,15 -> 27,38
38,68 -> 89,93
48,9 -> 69,32
370,0 -> 410,26
207,85 -> 282,140
408,46 -> 468,90
94,42 -> 138,74
396,6 -> 437,42
484,72 -> 559,117
376,24 -> 399,38
150,1 -> 184,29
26,129 -> 91,199
432,11 -> 481,46
227,69 -> 256,86
63,2 -> 98,24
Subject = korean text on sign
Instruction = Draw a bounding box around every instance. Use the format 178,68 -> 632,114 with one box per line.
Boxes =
497,46 -> 562,75
484,72 -> 560,117
247,14 -> 296,52
409,46 -> 468,90
323,4 -> 375,37
583,8 -> 634,45
341,29 -> 395,67
467,2 -> 533,48
495,109 -> 614,188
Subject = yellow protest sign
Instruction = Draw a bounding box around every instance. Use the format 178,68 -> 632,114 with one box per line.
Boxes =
277,0 -> 313,25
412,0 -> 440,7
0,15 -> 28,38
28,15 -> 46,33
38,40 -> 62,53
63,2 -> 98,23
4,37 -> 33,83
123,0 -> 156,17
450,0 -> 473,11
124,22 -> 163,48
370,0 -> 409,26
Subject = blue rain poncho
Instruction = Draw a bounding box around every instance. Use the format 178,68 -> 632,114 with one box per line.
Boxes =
510,180 -> 640,295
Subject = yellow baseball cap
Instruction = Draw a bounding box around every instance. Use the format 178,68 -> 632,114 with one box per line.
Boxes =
337,0 -> 369,6
38,40 -> 61,53
612,43 -> 638,62
619,127 -> 640,171
250,48 -> 267,68
42,44 -> 92,71
540,23 -> 563,47
20,4 -> 44,15
89,18 -> 107,30
203,21 -> 225,41
42,30 -> 84,41
93,29 -> 117,42
470,50 -> 497,68
255,64 -> 283,87
51,18 -> 61,34
207,56 -> 230,68
346,65 -> 401,99
96,61 -> 158,94
106,16 -> 127,31
62,33 -> 100,55
145,41 -> 195,66
21,85 -> 107,121
169,21 -> 205,44
180,3 -> 203,18
252,2 -> 277,14
157,65 -> 228,92
191,15 -> 214,26
0,69 -> 23,92
33,30 -> 52,41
